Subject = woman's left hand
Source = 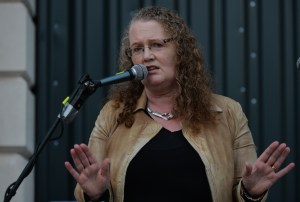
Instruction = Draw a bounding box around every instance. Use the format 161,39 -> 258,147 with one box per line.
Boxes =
241,141 -> 295,197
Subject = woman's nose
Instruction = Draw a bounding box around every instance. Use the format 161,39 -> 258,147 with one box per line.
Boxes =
142,47 -> 154,59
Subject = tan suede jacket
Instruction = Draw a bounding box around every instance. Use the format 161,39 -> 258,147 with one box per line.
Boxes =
74,92 -> 267,202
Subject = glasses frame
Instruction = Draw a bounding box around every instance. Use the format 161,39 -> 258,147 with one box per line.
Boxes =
126,38 -> 173,58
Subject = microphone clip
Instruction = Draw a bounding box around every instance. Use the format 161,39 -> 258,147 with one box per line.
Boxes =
59,74 -> 99,123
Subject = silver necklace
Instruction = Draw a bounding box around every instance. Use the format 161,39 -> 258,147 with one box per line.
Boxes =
146,107 -> 174,121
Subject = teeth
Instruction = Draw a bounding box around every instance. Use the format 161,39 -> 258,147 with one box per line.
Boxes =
147,66 -> 157,70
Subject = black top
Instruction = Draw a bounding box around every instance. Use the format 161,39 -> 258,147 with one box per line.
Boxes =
124,128 -> 212,202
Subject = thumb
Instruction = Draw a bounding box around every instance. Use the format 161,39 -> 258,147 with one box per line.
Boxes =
100,158 -> 110,177
242,162 -> 253,178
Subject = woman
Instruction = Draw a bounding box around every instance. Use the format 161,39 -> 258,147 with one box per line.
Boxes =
65,6 -> 295,202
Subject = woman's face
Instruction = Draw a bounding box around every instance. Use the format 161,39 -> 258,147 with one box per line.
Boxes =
128,20 -> 178,91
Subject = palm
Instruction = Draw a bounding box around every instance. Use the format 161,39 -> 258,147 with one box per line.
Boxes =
64,144 -> 110,199
76,163 -> 108,195
242,141 -> 295,196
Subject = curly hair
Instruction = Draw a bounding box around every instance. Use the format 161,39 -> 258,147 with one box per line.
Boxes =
108,6 -> 216,132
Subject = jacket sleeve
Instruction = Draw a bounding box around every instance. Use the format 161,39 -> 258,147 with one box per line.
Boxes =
227,101 -> 268,202
74,101 -> 118,202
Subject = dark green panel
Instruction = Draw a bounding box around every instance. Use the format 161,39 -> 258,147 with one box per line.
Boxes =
261,0 -> 282,145
246,0 -> 261,148
154,0 -> 175,9
211,0 -> 226,94
78,0 -> 108,143
296,0 -> 300,201
35,0 -> 50,201
120,0 -> 141,29
69,0 -> 87,146
36,0 -> 74,201
190,0 -> 211,60
177,0 -> 190,23
282,0 -> 297,200
261,0 -> 284,201
143,0 -> 155,7
225,0 -> 247,107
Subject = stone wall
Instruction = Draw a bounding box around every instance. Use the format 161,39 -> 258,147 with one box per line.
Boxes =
0,0 -> 36,201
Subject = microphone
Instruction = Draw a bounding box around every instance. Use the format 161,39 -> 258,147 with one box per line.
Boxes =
297,57 -> 300,69
94,64 -> 148,87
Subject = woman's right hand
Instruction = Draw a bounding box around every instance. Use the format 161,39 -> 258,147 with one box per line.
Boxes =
64,143 -> 110,200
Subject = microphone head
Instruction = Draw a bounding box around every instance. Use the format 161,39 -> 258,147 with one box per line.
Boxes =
131,64 -> 148,80
297,57 -> 300,69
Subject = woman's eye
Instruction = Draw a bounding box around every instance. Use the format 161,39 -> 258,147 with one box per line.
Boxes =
132,47 -> 143,52
151,43 -> 164,48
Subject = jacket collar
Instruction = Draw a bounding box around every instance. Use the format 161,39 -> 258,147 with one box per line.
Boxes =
134,91 -> 148,112
134,90 -> 223,113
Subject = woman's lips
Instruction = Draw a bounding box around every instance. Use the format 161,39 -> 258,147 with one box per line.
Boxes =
147,66 -> 158,71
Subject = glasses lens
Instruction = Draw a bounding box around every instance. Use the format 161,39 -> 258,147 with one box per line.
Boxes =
127,38 -> 172,57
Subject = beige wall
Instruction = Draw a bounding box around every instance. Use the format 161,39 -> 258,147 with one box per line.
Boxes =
0,0 -> 36,201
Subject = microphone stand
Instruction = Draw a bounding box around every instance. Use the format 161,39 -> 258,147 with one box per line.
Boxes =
3,74 -> 99,202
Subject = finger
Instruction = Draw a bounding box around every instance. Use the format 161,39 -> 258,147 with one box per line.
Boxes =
266,143 -> 287,167
275,163 -> 295,179
70,148 -> 85,173
74,144 -> 91,168
242,162 -> 253,178
65,161 -> 80,181
257,141 -> 279,163
80,144 -> 97,165
100,158 -> 111,177
271,146 -> 291,171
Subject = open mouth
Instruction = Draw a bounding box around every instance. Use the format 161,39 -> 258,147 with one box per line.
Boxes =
147,66 -> 159,71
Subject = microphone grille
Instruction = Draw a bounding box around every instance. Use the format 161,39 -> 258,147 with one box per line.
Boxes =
131,64 -> 148,80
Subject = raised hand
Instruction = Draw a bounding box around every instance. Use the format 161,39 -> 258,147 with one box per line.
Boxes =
65,144 -> 110,200
241,141 -> 295,197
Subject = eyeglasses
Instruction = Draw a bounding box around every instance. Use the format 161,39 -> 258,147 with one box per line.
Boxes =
126,38 -> 173,57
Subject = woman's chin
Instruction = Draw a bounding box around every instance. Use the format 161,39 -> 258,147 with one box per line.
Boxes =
143,79 -> 163,87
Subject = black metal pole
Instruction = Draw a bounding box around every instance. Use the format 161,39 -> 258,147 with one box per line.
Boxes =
4,118 -> 62,202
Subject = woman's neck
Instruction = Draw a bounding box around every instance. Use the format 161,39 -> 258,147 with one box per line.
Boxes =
144,89 -> 182,132
145,89 -> 177,112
